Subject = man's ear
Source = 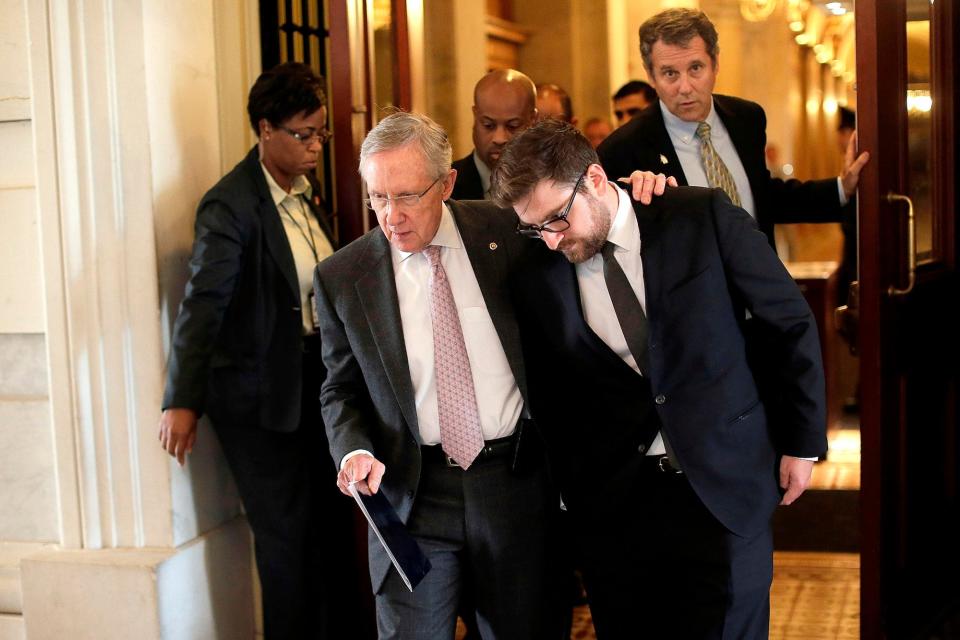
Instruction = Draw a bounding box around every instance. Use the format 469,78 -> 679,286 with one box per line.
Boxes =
441,169 -> 457,201
585,163 -> 609,194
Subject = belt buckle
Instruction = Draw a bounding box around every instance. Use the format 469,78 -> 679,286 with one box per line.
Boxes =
658,455 -> 682,474
444,455 -> 461,468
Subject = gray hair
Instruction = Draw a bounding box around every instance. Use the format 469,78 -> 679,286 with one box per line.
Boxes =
358,111 -> 452,180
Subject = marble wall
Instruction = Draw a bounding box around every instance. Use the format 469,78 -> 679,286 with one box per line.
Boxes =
0,0 -> 57,550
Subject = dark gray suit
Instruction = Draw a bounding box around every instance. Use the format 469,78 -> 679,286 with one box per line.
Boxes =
313,199 -> 556,639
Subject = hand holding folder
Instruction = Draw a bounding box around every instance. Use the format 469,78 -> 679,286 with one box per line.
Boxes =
348,481 -> 432,592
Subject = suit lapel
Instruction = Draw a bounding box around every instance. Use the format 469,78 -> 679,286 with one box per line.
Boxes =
449,202 -> 528,398
355,232 -> 422,442
244,148 -> 301,301
636,107 -> 689,186
636,202 -> 664,329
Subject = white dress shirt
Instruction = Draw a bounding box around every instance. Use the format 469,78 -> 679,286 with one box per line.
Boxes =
261,163 -> 335,332
576,184 -> 665,456
341,204 -> 522,468
660,99 -> 847,218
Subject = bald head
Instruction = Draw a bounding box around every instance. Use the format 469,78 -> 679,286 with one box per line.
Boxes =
536,83 -> 575,124
472,69 -> 538,170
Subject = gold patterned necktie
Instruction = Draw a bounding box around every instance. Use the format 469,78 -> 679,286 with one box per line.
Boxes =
696,121 -> 741,207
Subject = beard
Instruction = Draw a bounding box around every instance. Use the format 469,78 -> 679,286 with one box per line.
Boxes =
558,193 -> 612,264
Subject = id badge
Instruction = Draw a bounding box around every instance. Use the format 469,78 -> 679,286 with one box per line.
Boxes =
307,290 -> 320,332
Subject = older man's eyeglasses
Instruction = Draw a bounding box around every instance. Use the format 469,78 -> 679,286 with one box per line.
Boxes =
280,125 -> 332,145
516,171 -> 586,239
364,176 -> 443,211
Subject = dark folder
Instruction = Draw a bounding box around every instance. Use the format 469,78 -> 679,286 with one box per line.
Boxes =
348,482 -> 432,591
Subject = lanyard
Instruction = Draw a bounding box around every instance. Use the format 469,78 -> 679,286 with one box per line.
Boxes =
278,195 -> 320,264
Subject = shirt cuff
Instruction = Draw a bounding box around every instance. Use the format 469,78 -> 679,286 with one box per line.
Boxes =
798,456 -> 818,461
340,449 -> 373,470
837,177 -> 848,206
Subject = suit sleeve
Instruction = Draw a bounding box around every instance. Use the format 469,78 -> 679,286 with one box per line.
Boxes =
752,106 -> 843,224
162,198 -> 247,413
709,190 -> 827,457
597,131 -> 640,185
313,265 -> 378,467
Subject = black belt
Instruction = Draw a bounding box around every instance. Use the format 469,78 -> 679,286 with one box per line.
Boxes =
643,454 -> 683,475
421,435 -> 515,468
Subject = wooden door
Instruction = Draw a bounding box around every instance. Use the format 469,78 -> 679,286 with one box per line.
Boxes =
856,2 -> 960,637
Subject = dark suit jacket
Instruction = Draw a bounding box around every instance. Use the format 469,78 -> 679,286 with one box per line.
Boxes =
451,152 -> 486,201
163,145 -> 336,433
313,199 -> 530,589
511,187 -> 826,537
598,94 -> 843,247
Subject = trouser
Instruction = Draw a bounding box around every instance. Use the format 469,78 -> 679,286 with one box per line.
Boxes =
214,344 -> 373,639
573,454 -> 773,640
375,445 -> 560,640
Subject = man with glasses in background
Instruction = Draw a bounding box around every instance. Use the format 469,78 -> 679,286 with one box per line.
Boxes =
492,120 -> 826,638
312,111 -> 558,639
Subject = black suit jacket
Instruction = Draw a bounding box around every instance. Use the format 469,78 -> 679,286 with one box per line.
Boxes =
163,145 -> 336,433
313,200 -> 531,589
598,95 -> 842,247
511,187 -> 826,537
451,151 -> 486,201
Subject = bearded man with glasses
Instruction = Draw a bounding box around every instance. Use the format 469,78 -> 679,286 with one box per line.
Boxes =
494,120 -> 826,639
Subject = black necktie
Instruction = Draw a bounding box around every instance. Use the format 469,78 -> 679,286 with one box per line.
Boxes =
601,241 -> 649,376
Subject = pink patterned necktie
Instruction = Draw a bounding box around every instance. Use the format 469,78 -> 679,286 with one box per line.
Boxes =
423,245 -> 485,468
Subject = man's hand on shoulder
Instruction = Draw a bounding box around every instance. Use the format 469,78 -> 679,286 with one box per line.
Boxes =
779,455 -> 815,505
158,408 -> 199,466
338,453 -> 386,497
618,170 -> 678,205
841,131 -> 870,199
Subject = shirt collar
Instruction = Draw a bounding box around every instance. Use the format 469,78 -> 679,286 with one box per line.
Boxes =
659,98 -> 720,146
260,161 -> 312,206
393,202 -> 463,264
605,183 -> 641,255
472,150 -> 492,195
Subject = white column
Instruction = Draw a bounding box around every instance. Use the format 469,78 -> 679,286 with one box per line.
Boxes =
17,0 -> 262,637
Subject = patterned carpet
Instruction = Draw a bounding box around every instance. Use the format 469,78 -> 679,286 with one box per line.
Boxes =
458,430 -> 863,638
459,552 -> 859,639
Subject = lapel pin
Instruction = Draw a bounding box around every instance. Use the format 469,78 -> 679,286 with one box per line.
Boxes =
659,154 -> 669,165
489,242 -> 498,250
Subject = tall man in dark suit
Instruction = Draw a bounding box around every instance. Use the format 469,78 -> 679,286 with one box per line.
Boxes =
314,112 -> 556,639
599,8 -> 869,248
451,69 -> 538,201
493,120 -> 826,638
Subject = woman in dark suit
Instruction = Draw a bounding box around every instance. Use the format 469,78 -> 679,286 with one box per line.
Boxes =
158,62 -> 366,639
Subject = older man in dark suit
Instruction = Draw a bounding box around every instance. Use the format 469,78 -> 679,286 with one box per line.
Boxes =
493,120 -> 826,639
599,8 -> 869,248
314,111 -> 555,640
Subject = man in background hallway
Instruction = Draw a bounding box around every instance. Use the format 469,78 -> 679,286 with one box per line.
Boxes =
611,80 -> 657,127
451,69 -> 538,201
599,8 -> 869,250
536,83 -> 576,124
